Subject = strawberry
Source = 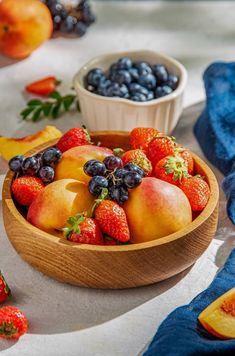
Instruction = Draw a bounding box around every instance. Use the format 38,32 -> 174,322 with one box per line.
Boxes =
95,200 -> 130,242
175,146 -> 194,175
154,155 -> 188,186
56,127 -> 91,153
122,149 -> 152,176
104,236 -> 118,245
12,176 -> 44,206
0,306 -> 28,339
180,176 -> 210,211
130,127 -> 160,150
0,272 -> 10,304
25,76 -> 60,97
147,136 -> 175,167
63,214 -> 104,245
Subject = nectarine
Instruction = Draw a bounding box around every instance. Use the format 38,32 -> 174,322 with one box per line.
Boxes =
123,177 -> 192,243
55,145 -> 113,184
0,0 -> 53,59
198,288 -> 235,339
27,179 -> 95,232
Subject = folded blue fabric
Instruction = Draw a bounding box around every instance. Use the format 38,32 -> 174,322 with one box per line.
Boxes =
194,61 -> 235,224
144,249 -> 235,356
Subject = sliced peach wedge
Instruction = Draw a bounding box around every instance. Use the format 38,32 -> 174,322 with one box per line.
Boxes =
198,288 -> 235,339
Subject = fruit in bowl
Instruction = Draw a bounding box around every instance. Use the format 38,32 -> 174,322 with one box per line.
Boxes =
2,127 -> 219,288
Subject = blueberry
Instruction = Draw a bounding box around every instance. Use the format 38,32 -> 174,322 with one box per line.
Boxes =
134,62 -> 152,75
138,73 -> 156,90
82,8 -> 96,25
106,83 -> 129,98
146,91 -> 154,101
96,79 -> 112,96
9,155 -> 24,173
42,147 -> 62,166
22,157 -> 40,175
128,68 -> 139,81
131,93 -> 147,102
88,176 -> 108,196
53,15 -> 62,31
38,166 -> 55,183
34,153 -> 43,167
60,15 -> 77,33
75,21 -> 87,37
129,83 -> 148,96
109,185 -> 129,204
155,85 -> 173,98
103,156 -> 123,170
152,64 -> 168,83
123,172 -> 142,189
114,168 -> 129,179
112,70 -> 132,85
109,63 -> 119,77
124,163 -> 145,177
87,68 -> 105,88
84,160 -> 106,177
166,74 -> 179,90
117,57 -> 132,70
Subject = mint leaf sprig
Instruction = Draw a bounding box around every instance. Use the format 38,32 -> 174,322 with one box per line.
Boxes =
20,91 -> 80,122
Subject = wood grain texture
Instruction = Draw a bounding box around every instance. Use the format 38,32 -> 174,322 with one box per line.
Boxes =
2,132 -> 219,289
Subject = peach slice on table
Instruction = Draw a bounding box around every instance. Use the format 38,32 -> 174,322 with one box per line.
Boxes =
198,288 -> 235,339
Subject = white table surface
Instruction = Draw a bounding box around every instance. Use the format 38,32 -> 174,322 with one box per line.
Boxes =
0,1 -> 235,355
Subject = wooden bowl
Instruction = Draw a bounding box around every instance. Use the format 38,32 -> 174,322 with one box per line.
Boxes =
2,132 -> 219,289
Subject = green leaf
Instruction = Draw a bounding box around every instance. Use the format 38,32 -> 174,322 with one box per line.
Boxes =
63,96 -> 74,111
49,91 -> 61,100
20,107 -> 34,119
42,103 -> 52,117
27,99 -> 42,107
32,108 -> 42,122
51,103 -> 61,118
76,100 -> 80,112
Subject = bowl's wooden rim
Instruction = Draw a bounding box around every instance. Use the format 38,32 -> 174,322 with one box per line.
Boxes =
2,131 -> 219,252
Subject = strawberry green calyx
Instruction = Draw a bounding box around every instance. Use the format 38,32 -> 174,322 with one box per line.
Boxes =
164,155 -> 188,182
132,155 -> 152,175
0,322 -> 17,338
82,125 -> 92,144
0,271 -> 10,296
91,188 -> 109,217
63,213 -> 86,239
113,148 -> 125,158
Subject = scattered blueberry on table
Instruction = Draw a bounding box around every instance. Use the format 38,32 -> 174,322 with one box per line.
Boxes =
85,57 -> 179,102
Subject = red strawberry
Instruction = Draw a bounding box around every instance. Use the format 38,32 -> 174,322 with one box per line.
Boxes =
130,127 -> 160,150
122,149 -> 152,176
0,306 -> 28,339
175,147 -> 194,175
64,214 -> 104,245
95,200 -> 130,242
0,272 -> 10,304
56,127 -> 91,153
104,237 -> 118,245
25,76 -> 60,97
12,176 -> 44,206
154,155 -> 188,186
147,136 -> 175,166
180,176 -> 210,211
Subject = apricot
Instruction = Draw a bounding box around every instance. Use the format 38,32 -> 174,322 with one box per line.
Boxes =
0,0 -> 53,59
123,177 -> 192,243
198,288 -> 235,339
27,179 -> 95,233
0,126 -> 62,161
55,145 -> 113,184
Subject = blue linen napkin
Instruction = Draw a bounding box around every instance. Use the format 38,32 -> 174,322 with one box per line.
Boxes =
144,63 -> 235,355
194,61 -> 235,224
144,249 -> 235,356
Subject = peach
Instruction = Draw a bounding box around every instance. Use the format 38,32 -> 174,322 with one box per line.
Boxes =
123,177 -> 192,243
0,0 -> 53,59
27,179 -> 95,232
55,145 -> 113,184
198,288 -> 235,339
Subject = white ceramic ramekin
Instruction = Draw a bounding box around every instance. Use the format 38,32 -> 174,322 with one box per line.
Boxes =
73,50 -> 187,134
